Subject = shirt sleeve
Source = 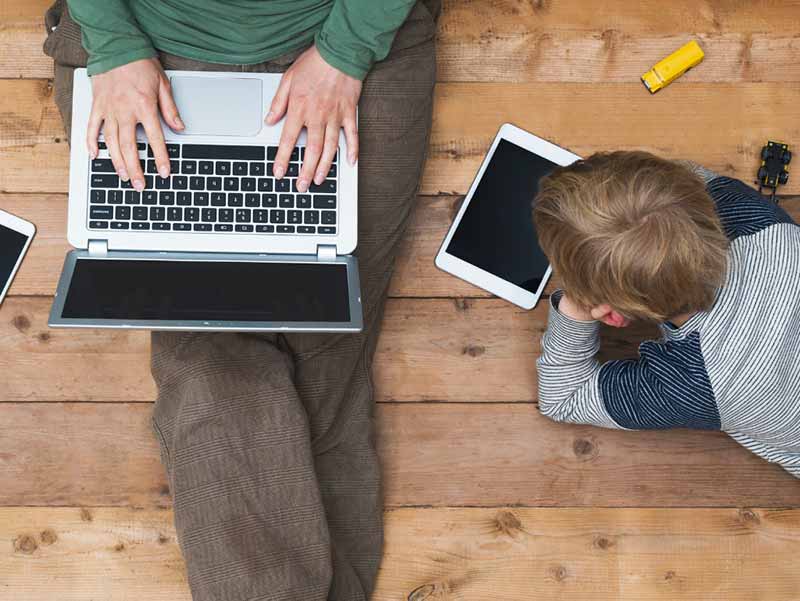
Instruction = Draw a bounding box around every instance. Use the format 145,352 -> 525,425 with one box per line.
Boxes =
314,0 -> 417,80
67,0 -> 157,75
537,291 -> 722,430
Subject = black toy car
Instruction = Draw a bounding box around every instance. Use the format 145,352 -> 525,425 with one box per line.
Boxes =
757,141 -> 791,202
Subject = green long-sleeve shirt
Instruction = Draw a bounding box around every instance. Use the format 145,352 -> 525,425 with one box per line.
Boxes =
66,0 -> 417,79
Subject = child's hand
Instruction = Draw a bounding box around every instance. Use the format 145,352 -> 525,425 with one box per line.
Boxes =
557,294 -> 595,322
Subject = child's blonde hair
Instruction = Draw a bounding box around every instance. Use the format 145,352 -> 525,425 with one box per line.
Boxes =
533,151 -> 729,322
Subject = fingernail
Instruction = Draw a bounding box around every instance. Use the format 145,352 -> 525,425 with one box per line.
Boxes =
266,111 -> 274,122
274,166 -> 284,179
298,178 -> 308,191
159,166 -> 169,178
133,179 -> 144,192
348,152 -> 357,166
89,149 -> 97,160
314,174 -> 324,185
119,170 -> 129,181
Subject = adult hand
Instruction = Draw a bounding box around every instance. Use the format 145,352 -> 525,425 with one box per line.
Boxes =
88,57 -> 184,191
266,45 -> 362,193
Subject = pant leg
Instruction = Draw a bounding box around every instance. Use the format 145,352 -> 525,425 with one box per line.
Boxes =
283,5 -> 438,599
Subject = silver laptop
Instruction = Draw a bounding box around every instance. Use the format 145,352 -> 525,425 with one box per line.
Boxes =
49,69 -> 362,332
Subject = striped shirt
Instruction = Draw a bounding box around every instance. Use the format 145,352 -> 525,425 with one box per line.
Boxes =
536,166 -> 800,477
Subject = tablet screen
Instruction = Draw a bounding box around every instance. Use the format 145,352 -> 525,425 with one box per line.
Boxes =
446,139 -> 555,293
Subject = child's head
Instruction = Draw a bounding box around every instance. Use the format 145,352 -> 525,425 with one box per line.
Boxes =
533,151 -> 729,322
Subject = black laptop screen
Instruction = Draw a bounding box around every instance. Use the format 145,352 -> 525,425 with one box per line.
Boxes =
61,258 -> 351,322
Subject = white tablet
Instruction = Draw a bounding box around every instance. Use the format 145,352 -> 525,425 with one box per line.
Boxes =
435,123 -> 581,309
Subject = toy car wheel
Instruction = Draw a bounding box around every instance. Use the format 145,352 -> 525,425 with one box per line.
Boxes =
782,150 -> 792,164
761,147 -> 771,160
779,171 -> 789,185
758,166 -> 768,180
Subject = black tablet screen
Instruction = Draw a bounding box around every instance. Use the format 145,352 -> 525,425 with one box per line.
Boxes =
446,139 -> 556,293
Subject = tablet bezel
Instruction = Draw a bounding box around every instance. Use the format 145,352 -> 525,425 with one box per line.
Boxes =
435,123 -> 581,309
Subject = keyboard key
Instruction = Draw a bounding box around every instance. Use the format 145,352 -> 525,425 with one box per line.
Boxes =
304,211 -> 319,224
270,209 -> 285,224
177,192 -> 192,205
193,192 -> 209,206
155,176 -> 170,189
202,209 -> 217,222
236,224 -> 254,232
257,178 -> 273,192
150,207 -> 165,221
285,163 -> 299,177
90,206 -> 113,220
318,226 -> 336,235
267,147 -> 279,160
256,224 -> 275,233
184,208 -> 200,222
216,162 -> 231,175
235,209 -> 251,222
262,194 -> 277,208
279,194 -> 294,208
241,178 -> 256,191
228,193 -> 243,207
313,195 -> 336,209
172,223 -> 190,231
91,159 -> 115,172
245,193 -> 260,207
108,190 -> 123,204
288,210 -> 302,224
322,211 -> 337,225
253,210 -> 269,223
91,174 -> 119,188
189,176 -> 205,190
219,209 -> 234,223
214,224 -> 233,232
223,177 -> 238,191
207,177 -> 222,191
142,191 -> 158,205
132,206 -> 148,221
145,175 -> 154,189
170,159 -> 180,173
296,194 -> 311,209
167,144 -> 180,158
125,190 -> 141,204
159,191 -> 175,205
277,225 -> 295,233
199,161 -> 214,174
167,207 -> 182,221
153,222 -> 172,231
233,162 -> 248,175
98,141 -> 107,150
137,142 -> 146,151
211,193 -> 226,206
173,176 -> 188,190
89,220 -> 109,229
250,163 -> 265,176
276,179 -> 290,192
183,145 -> 265,161
131,222 -> 151,230
120,178 -> 134,190
110,221 -> 130,230
181,161 -> 197,174
327,164 -> 337,178
193,223 -> 212,232
90,190 -> 106,204
297,226 -> 316,234
308,180 -> 336,194
114,206 -> 131,220
266,163 -> 275,177
147,160 -> 158,174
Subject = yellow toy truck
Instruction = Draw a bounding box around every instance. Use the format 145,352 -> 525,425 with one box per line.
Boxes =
641,41 -> 704,93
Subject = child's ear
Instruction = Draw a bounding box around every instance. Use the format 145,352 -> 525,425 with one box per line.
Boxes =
604,310 -> 630,328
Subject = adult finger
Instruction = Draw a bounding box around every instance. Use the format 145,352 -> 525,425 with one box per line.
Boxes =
86,105 -> 104,160
342,114 -> 358,166
266,73 -> 291,125
298,120 -> 324,192
104,120 -> 128,181
314,122 -> 340,185
273,111 -> 303,180
158,77 -> 184,131
119,120 -> 145,191
142,111 -> 170,178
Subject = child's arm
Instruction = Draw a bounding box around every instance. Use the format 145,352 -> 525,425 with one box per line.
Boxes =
537,291 -> 721,430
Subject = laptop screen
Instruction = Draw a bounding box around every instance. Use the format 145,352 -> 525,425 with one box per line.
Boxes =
60,258 -> 351,323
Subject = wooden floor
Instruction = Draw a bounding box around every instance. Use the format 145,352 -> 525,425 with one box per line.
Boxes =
2,1 -> 800,599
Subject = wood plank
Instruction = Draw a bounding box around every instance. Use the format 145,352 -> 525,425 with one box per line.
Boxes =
3,506 -> 800,601
1,402 -> 798,508
0,296 -> 655,403
3,193 -> 800,298
3,80 -> 800,195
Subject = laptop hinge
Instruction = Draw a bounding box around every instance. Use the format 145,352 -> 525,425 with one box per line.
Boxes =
88,239 -> 108,257
317,244 -> 337,262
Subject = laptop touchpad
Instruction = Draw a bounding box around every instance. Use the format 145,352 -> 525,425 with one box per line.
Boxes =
170,76 -> 263,137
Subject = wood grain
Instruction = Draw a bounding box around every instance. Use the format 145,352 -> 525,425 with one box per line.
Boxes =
0,296 -> 656,403
3,506 -> 800,601
2,80 -> 799,196
1,402 -> 798,508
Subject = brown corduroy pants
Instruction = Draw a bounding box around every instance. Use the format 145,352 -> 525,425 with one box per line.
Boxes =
44,2 -> 438,599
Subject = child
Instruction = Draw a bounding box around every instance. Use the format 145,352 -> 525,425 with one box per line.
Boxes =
533,151 -> 800,477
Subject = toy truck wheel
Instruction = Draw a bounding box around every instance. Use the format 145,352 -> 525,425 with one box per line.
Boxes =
779,172 -> 789,185
761,147 -> 771,160
758,166 -> 768,180
782,150 -> 792,164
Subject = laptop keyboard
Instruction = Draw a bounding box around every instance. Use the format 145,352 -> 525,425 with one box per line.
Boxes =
87,142 -> 338,235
